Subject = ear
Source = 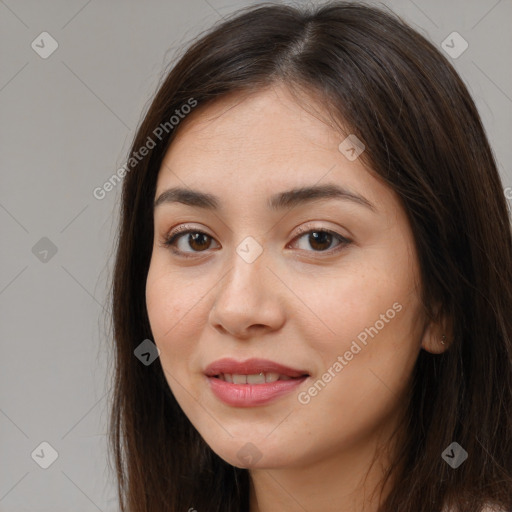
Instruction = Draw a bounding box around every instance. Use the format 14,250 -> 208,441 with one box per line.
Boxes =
420,308 -> 452,355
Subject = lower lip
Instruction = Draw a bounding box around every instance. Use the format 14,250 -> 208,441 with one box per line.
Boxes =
206,375 -> 308,407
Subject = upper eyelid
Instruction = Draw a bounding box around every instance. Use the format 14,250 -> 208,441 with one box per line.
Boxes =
166,224 -> 349,241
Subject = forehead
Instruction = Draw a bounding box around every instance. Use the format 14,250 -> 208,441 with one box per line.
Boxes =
155,84 -> 392,214
170,86 -> 335,155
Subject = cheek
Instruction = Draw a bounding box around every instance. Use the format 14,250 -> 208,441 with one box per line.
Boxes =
289,263 -> 409,351
146,273 -> 175,340
294,259 -> 421,403
145,261 -> 203,356
145,266 -> 208,408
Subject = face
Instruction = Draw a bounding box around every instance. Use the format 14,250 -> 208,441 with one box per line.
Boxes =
145,83 -> 433,471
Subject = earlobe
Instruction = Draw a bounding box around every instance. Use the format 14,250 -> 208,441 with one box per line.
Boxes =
418,300 -> 453,354
420,312 -> 452,354
421,328 -> 450,354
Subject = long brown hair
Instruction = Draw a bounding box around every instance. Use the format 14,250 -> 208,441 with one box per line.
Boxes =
107,2 -> 512,510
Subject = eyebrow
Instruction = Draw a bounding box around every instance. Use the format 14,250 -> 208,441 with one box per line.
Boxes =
153,184 -> 376,212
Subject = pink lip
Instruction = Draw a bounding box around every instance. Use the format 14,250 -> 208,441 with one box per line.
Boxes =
206,376 -> 308,407
204,358 -> 310,407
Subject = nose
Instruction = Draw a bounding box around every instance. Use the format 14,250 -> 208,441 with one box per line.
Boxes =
208,246 -> 286,339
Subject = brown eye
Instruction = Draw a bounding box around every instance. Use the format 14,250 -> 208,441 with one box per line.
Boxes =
291,229 -> 351,253
163,229 -> 219,255
187,232 -> 212,251
308,231 -> 333,251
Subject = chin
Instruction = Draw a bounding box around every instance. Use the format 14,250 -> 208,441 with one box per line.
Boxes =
207,438 -> 297,469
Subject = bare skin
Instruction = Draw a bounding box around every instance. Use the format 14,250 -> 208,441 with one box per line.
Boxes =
145,83 -> 448,512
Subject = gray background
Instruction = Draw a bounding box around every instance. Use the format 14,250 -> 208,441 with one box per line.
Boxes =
0,0 -> 510,510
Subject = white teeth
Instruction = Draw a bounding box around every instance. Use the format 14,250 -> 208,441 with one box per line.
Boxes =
219,372 -> 288,383
247,373 -> 266,384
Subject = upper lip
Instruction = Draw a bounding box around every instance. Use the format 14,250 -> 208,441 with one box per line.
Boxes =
204,358 -> 309,378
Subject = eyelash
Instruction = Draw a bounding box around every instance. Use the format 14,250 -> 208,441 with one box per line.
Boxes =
161,225 -> 352,259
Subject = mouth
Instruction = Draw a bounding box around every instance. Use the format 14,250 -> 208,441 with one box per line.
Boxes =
212,372 -> 307,384
204,357 -> 310,379
204,358 -> 310,407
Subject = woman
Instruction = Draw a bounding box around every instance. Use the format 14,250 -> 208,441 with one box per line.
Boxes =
107,2 -> 512,511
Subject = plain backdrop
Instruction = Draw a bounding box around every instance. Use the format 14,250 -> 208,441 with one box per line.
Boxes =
1,0 -> 511,510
